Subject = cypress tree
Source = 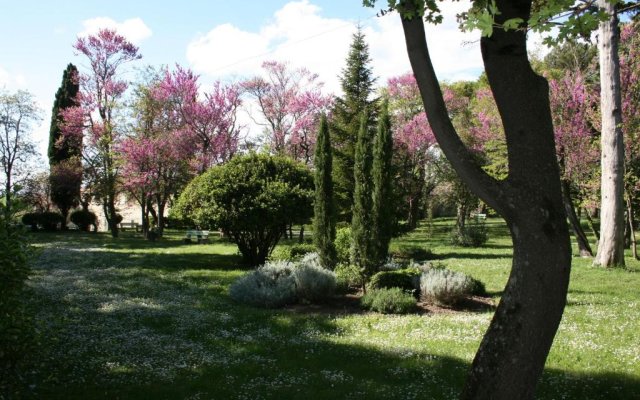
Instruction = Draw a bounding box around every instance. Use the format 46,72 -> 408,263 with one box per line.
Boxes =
49,64 -> 80,163
49,64 -> 82,226
313,114 -> 337,269
331,25 -> 377,222
351,111 -> 375,281
372,99 -> 394,265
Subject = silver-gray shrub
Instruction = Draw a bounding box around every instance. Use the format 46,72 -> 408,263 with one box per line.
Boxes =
294,255 -> 336,301
299,252 -> 323,269
420,268 -> 475,306
229,261 -> 297,308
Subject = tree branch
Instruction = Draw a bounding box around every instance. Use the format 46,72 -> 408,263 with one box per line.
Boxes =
400,16 -> 508,216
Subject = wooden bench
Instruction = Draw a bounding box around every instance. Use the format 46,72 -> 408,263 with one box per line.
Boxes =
120,221 -> 140,231
471,213 -> 487,220
184,230 -> 210,244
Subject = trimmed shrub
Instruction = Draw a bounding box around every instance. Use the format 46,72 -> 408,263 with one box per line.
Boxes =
230,255 -> 337,307
334,227 -> 352,265
229,261 -> 297,308
70,209 -> 97,232
21,213 -> 40,231
293,260 -> 336,302
380,257 -> 403,271
334,263 -> 362,293
368,268 -> 420,294
40,211 -> 64,231
299,252 -> 323,269
172,154 -> 314,266
391,245 -> 434,262
270,243 -> 316,262
470,277 -> 487,296
361,288 -> 417,314
450,221 -> 488,247
20,212 -> 64,231
420,268 -> 477,305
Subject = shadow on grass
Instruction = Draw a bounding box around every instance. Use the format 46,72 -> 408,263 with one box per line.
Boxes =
434,252 -> 513,260
34,305 -> 640,400
25,259 -> 640,400
35,243 -> 244,271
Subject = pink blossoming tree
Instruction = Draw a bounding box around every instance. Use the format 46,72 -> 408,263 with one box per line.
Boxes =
549,71 -> 600,257
242,61 -> 332,165
61,28 -> 141,237
155,66 -> 242,174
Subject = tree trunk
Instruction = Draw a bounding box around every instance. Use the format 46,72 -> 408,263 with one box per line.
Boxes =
456,202 -> 468,232
594,0 -> 625,267
4,177 -> 11,218
627,194 -> 638,260
148,204 -> 158,227
157,199 -> 166,237
584,208 -> 600,241
106,195 -> 119,238
298,225 -> 304,244
400,1 -> 571,397
407,196 -> 417,229
561,180 -> 593,257
140,195 -> 148,238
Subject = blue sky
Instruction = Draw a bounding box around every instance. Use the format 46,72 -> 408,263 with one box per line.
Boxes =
1,1 -> 490,161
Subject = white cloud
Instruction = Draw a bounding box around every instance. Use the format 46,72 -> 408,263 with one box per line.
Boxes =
0,66 -> 27,89
79,17 -> 152,45
186,1 -> 489,95
187,0 -> 547,96
187,23 -> 270,79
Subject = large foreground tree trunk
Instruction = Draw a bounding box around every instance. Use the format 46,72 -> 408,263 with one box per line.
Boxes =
594,0 -> 625,267
400,0 -> 571,398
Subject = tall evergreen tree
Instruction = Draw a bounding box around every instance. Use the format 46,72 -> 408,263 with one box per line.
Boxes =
48,64 -> 82,226
313,114 -> 337,269
372,100 -> 394,265
351,111 -> 375,281
48,64 -> 80,163
331,26 -> 377,221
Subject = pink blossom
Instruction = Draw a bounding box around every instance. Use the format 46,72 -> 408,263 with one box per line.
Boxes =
242,61 -> 332,164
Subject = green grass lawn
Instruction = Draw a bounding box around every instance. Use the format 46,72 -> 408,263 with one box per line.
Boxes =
21,219 -> 640,399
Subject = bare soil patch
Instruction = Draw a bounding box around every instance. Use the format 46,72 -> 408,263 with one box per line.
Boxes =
284,293 -> 496,316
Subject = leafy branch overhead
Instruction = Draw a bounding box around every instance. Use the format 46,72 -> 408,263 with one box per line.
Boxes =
364,0 -> 638,43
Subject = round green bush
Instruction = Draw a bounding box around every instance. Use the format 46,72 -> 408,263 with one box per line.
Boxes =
21,212 -> 64,231
390,245 -> 434,262
70,209 -> 97,232
361,287 -> 417,314
173,154 -> 314,266
40,211 -> 64,231
21,213 -> 40,230
368,268 -> 420,294
449,221 -> 488,247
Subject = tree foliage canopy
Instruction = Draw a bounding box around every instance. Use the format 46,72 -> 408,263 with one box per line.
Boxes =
173,153 -> 314,266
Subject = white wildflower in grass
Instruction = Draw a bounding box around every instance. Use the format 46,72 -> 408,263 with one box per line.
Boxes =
22,220 -> 640,399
